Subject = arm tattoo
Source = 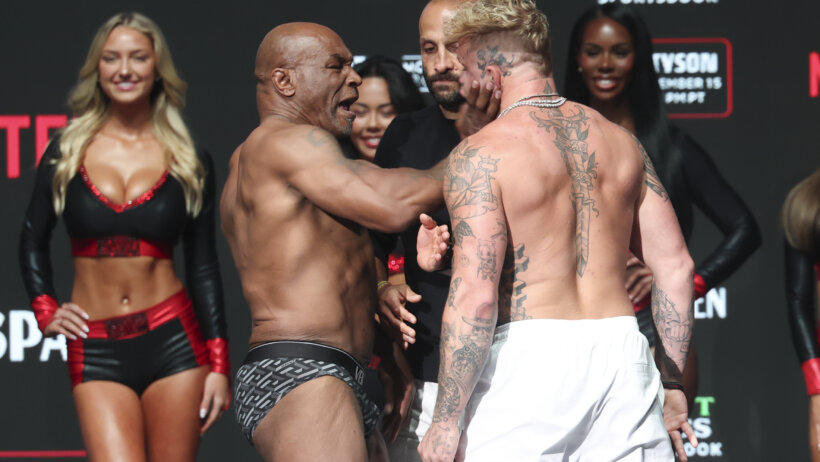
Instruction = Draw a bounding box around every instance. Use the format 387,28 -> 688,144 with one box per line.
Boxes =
433,377 -> 461,423
476,45 -> 515,76
499,244 -> 531,324
635,138 -> 669,201
446,277 -> 462,311
476,240 -> 498,280
651,283 -> 692,379
445,143 -> 500,219
433,310 -> 495,424
530,107 -> 600,277
307,128 -> 333,147
452,220 -> 475,248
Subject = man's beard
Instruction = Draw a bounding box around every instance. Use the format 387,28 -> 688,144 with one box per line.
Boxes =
424,71 -> 465,111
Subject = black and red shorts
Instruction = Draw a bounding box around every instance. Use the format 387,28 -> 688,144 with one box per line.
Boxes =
67,289 -> 208,395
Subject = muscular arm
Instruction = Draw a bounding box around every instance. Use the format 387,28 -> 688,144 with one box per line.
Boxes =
631,139 -> 695,382
784,241 -> 820,394
280,126 -> 445,232
427,141 -> 504,444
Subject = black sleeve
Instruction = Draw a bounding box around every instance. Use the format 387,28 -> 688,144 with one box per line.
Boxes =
678,131 -> 761,288
19,139 -> 61,303
785,241 -> 819,363
369,116 -> 410,266
182,150 -> 227,341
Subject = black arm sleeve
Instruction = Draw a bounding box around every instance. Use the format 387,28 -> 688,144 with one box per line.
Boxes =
679,131 -> 761,288
785,241 -> 819,363
369,116 -> 409,267
182,151 -> 227,341
19,140 -> 61,302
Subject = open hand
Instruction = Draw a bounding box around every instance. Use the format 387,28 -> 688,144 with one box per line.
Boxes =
417,213 -> 450,273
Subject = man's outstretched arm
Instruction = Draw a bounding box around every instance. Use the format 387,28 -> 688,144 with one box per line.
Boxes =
278,126 -> 445,233
418,140 -> 506,462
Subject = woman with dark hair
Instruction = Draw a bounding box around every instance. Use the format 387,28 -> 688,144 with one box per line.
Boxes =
346,55 -> 426,281
783,167 -> 820,461
346,55 -> 425,162
563,4 -> 761,405
18,12 -> 229,460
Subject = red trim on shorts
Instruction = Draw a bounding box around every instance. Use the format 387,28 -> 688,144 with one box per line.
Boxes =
31,294 -> 58,332
803,357 -> 820,395
71,236 -> 172,259
67,337 -> 85,387
68,290 -> 208,386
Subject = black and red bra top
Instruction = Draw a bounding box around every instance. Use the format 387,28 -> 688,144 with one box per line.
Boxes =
61,163 -> 182,258
19,135 -> 228,342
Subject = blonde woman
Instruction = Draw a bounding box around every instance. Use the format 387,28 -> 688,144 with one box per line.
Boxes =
784,167 -> 820,461
18,12 -> 229,461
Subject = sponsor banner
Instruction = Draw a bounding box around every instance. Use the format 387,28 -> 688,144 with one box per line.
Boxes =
0,309 -> 67,363
1,114 -> 67,179
686,396 -> 725,459
652,38 -> 733,119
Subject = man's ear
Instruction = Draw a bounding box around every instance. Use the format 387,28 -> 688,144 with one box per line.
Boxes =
487,65 -> 503,92
272,68 -> 296,97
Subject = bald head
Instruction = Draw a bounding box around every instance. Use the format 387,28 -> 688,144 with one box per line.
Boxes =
253,22 -> 360,136
254,22 -> 343,83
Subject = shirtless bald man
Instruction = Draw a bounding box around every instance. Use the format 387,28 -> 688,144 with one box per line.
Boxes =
415,1 -> 698,461
220,23 -> 444,461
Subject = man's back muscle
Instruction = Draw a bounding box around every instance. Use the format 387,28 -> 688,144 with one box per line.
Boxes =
473,102 -> 645,323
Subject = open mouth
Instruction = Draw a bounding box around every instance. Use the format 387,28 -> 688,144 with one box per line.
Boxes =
338,96 -> 357,117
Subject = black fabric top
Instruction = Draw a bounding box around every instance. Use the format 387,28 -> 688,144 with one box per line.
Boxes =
785,242 -> 819,364
371,104 -> 460,383
668,126 -> 761,290
18,135 -> 227,341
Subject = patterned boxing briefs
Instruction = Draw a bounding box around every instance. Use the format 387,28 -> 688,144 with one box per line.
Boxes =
233,340 -> 381,444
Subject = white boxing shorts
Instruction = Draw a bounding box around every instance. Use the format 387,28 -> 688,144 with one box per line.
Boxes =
459,316 -> 673,462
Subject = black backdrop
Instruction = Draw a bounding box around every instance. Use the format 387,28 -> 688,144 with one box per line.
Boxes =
1,1 -> 818,460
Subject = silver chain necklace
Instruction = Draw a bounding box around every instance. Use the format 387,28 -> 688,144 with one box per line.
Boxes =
496,93 -> 567,119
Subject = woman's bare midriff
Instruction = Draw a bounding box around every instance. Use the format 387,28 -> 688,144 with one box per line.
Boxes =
72,257 -> 183,320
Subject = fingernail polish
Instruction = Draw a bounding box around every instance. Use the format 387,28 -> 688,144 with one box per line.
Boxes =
200,409 -> 207,419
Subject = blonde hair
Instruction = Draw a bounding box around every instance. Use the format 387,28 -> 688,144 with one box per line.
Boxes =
783,167 -> 820,254
53,12 -> 204,216
445,0 -> 552,73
